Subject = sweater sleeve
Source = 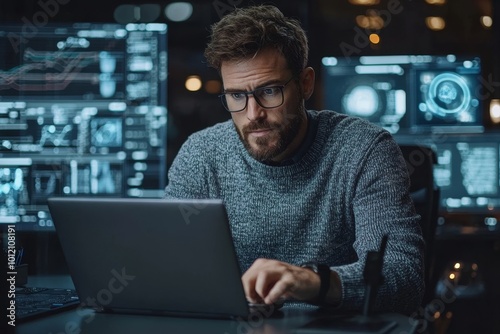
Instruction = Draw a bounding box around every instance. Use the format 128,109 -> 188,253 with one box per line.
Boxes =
163,135 -> 211,199
332,131 -> 425,315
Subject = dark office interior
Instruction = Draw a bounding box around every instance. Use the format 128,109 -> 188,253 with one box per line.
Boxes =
1,0 -> 500,333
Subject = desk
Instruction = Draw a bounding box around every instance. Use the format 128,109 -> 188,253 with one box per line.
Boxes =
17,276 -> 418,334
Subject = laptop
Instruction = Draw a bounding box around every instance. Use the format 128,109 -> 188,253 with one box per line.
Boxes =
48,197 -> 275,319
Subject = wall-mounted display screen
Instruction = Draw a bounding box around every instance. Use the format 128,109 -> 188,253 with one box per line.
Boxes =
322,54 -> 484,134
0,23 -> 168,231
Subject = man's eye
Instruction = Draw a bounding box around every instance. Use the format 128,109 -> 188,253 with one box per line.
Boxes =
230,92 -> 245,100
261,87 -> 279,96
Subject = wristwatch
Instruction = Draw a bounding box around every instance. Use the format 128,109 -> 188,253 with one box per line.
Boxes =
301,263 -> 331,304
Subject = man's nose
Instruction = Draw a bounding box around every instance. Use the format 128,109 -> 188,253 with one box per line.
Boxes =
246,95 -> 265,121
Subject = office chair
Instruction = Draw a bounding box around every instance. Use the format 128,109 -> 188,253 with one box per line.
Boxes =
398,145 -> 440,307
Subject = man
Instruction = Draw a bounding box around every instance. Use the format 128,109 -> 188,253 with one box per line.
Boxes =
164,5 -> 424,314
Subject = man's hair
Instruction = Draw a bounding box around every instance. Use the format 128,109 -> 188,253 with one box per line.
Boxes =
204,5 -> 309,76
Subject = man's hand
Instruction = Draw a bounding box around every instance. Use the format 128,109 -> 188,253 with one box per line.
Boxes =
241,258 -> 321,305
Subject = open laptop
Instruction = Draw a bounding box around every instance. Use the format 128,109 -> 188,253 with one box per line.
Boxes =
48,197 -> 276,319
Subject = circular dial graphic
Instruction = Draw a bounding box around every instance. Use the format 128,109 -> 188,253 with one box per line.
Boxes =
425,72 -> 471,118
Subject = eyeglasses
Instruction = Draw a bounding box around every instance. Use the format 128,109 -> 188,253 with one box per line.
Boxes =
219,76 -> 294,113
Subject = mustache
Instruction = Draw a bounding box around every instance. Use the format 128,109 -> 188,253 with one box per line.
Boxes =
243,120 -> 277,133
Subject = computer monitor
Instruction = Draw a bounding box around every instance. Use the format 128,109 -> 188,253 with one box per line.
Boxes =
432,135 -> 499,215
397,132 -> 500,226
0,22 -> 168,231
321,54 -> 484,134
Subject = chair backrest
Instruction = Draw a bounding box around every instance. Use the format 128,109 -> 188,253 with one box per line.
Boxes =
398,145 -> 440,306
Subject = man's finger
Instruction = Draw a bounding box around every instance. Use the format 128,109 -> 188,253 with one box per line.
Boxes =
264,279 -> 291,304
242,273 -> 261,303
254,270 -> 279,301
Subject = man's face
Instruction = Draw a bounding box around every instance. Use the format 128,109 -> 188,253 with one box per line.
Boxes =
220,49 -> 312,163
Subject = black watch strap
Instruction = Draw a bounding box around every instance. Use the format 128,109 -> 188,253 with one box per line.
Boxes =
301,263 -> 331,304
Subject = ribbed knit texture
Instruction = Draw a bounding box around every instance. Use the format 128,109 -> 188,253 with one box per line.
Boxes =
164,110 -> 424,314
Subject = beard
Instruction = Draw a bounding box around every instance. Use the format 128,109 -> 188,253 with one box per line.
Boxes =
236,106 -> 306,163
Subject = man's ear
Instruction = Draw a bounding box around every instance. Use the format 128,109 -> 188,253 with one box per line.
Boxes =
300,67 -> 315,100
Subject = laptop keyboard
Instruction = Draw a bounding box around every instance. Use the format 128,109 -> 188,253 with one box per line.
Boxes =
16,287 -> 80,322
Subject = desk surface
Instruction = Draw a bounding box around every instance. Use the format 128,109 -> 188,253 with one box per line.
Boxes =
17,276 -> 418,334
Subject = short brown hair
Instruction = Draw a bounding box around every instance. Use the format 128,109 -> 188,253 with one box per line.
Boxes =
204,5 -> 309,76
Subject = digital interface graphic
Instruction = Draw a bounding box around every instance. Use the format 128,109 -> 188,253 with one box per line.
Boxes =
434,140 -> 499,213
396,132 -> 500,218
322,55 -> 484,134
324,54 -> 497,218
0,23 -> 168,231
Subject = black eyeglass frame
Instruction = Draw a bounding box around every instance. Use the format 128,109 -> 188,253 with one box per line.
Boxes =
218,76 -> 295,113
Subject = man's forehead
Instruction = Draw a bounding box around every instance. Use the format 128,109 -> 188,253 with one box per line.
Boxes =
220,52 -> 289,89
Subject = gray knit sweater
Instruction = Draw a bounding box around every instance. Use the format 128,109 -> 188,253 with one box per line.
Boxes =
164,110 -> 424,314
